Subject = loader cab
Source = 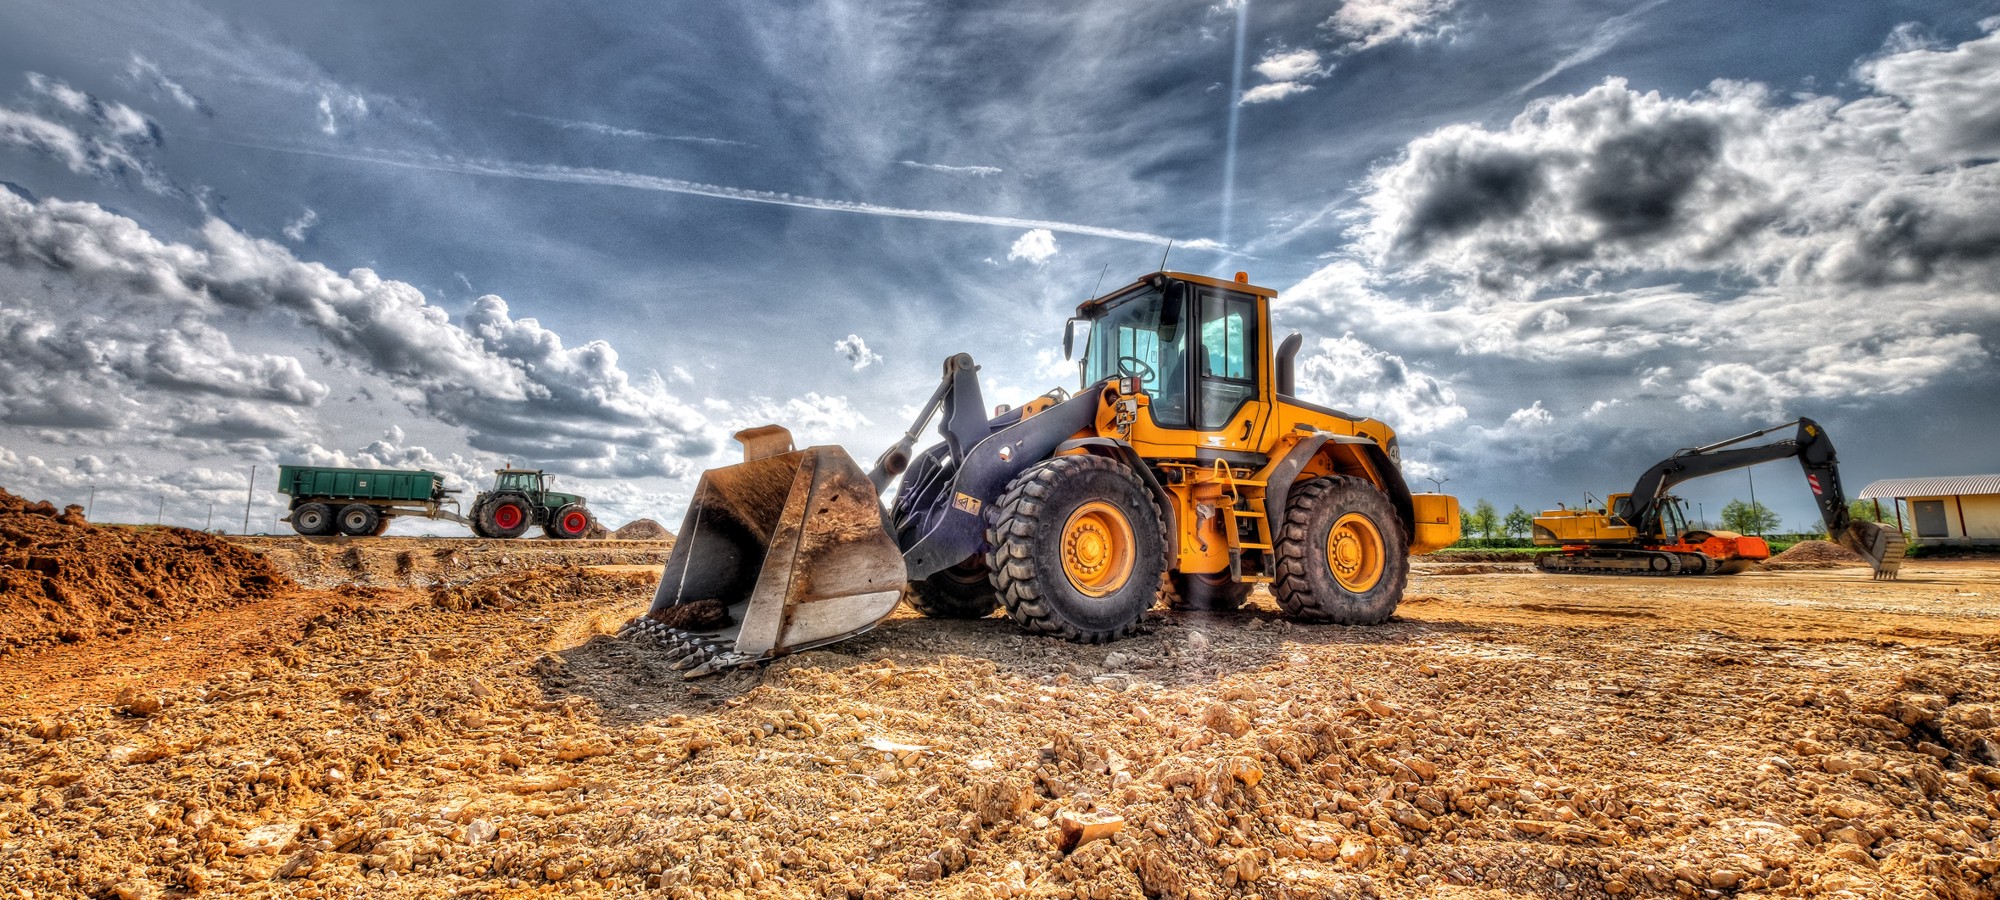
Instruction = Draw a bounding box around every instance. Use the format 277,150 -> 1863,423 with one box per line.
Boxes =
1076,272 -> 1274,444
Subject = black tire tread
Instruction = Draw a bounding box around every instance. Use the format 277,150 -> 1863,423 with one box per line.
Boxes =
904,560 -> 1001,619
1272,475 -> 1408,625
1161,570 -> 1251,611
986,454 -> 1164,643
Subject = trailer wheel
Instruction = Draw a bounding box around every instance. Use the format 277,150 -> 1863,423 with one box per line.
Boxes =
337,504 -> 380,537
293,503 -> 334,536
904,556 -> 1000,619
987,454 -> 1165,643
1273,476 -> 1408,625
479,496 -> 533,539
543,504 -> 593,540
1163,571 -> 1251,612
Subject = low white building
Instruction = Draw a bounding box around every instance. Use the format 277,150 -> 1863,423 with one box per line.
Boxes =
1858,475 -> 2000,546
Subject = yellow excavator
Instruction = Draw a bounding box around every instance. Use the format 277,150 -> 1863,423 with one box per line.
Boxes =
623,271 -> 1460,675
1533,418 -> 1905,578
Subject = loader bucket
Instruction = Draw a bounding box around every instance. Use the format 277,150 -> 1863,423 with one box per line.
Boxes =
1837,520 -> 1907,580
621,426 -> 907,676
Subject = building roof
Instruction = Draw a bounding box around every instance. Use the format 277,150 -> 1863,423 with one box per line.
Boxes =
1858,475 -> 2000,500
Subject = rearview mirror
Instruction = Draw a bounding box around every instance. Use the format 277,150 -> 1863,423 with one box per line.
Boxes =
1063,318 -> 1078,360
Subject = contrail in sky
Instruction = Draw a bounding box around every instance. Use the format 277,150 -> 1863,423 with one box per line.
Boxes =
214,140 -> 1201,247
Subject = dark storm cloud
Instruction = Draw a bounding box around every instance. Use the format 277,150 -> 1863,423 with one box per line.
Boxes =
1393,146 -> 1545,254
1378,87 -> 1734,268
1576,118 -> 1721,240
1819,191 -> 2000,287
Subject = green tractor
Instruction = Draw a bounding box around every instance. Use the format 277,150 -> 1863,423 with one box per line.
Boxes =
468,469 -> 597,540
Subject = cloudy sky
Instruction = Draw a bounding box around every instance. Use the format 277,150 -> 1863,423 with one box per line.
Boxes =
1,0 -> 1996,535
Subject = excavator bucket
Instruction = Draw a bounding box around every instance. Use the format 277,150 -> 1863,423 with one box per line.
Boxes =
1837,520 -> 1907,580
621,426 -> 907,676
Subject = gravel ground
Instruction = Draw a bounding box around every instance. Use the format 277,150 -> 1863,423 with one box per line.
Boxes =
1,544 -> 1997,899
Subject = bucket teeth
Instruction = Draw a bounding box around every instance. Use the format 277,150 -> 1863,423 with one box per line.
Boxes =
621,616 -> 743,677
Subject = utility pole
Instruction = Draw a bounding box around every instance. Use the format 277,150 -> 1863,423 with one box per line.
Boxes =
86,485 -> 94,520
156,496 -> 164,525
1747,467 -> 1758,535
1425,474 -> 1450,494
242,465 -> 257,535
205,503 -> 214,532
1697,501 -> 1705,530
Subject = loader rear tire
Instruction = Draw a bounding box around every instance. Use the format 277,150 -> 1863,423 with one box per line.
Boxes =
987,455 -> 1164,643
337,504 -> 380,537
479,496 -> 533,539
293,503 -> 334,536
1273,476 -> 1407,625
904,556 -> 1000,619
1163,571 -> 1251,612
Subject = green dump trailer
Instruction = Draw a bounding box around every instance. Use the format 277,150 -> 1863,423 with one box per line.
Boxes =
276,464 -> 598,539
277,465 -> 467,537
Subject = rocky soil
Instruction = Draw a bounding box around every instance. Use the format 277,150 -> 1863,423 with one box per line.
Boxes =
1,526 -> 1997,899
232,536 -> 673,589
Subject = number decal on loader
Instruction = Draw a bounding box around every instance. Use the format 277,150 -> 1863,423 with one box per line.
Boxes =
954,493 -> 983,516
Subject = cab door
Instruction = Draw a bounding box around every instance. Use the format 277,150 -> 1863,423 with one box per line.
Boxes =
1191,287 -> 1269,457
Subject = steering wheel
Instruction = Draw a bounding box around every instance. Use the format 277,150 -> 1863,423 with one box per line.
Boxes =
1115,355 -> 1156,383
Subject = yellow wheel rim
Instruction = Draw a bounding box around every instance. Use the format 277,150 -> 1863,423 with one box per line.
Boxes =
1060,501 -> 1135,597
1327,512 -> 1385,593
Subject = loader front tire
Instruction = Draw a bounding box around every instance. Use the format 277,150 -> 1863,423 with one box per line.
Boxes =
1273,476 -> 1407,625
904,556 -> 1000,619
987,455 -> 1164,643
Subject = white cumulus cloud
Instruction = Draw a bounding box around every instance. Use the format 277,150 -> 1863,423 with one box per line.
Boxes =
1008,228 -> 1059,264
834,333 -> 883,370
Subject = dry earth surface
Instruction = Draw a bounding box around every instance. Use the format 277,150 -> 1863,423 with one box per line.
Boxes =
3,509 -> 1998,900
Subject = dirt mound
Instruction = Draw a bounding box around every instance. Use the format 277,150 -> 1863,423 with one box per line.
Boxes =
1767,539 -> 1867,568
612,518 -> 672,540
0,487 -> 294,654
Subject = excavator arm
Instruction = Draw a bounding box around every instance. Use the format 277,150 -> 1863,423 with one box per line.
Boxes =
1620,418 -> 1902,578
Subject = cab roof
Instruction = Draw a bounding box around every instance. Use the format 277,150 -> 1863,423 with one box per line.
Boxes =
1077,270 -> 1276,314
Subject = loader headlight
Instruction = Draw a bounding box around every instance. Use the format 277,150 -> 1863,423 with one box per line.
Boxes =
1118,377 -> 1141,395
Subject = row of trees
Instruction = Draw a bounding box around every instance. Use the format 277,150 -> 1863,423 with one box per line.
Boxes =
1452,497 -> 1804,540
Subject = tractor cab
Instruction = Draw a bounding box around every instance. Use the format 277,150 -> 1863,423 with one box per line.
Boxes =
493,469 -> 546,494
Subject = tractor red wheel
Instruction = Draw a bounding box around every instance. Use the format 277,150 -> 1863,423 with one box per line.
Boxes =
544,504 -> 593,540
477,496 -> 533,539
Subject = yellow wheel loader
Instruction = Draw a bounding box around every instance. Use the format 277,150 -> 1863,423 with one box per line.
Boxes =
623,271 -> 1460,675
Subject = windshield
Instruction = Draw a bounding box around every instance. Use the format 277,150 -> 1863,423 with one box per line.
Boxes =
1081,287 -> 1189,427
1663,498 -> 1689,537
497,472 -> 540,492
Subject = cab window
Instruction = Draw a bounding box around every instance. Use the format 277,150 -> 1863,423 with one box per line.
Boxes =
1195,290 -> 1258,431
1081,286 -> 1190,428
